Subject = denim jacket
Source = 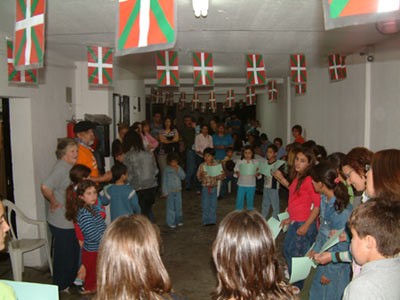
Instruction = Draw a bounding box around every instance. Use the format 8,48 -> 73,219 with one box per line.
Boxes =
313,194 -> 353,253
162,166 -> 186,195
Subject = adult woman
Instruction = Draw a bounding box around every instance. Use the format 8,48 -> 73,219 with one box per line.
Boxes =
194,124 -> 214,194
94,215 -> 184,300
41,138 -> 80,291
123,129 -> 158,221
111,123 -> 129,162
158,117 -> 180,176
212,210 -> 296,300
212,123 -> 233,161
141,120 -> 159,152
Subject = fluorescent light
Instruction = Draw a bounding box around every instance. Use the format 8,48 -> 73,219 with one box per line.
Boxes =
193,0 -> 208,18
378,0 -> 400,13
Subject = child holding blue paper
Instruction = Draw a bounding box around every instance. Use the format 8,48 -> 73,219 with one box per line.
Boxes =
197,148 -> 225,225
308,162 -> 353,300
261,144 -> 287,219
234,145 -> 261,210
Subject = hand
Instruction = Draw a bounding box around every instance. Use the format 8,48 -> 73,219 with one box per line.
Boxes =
307,250 -> 316,259
329,229 -> 347,242
272,170 -> 284,181
320,275 -> 331,285
50,201 -> 62,212
280,218 -> 291,228
314,252 -> 332,265
296,223 -> 309,236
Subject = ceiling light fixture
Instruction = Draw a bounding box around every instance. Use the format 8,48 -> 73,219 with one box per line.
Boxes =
193,0 -> 209,18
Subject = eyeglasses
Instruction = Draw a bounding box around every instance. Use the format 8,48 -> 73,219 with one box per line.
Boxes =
345,170 -> 354,179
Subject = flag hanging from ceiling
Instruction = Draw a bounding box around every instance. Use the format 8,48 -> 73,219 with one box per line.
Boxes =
166,91 -> 174,106
7,39 -> 38,84
87,46 -> 113,86
341,55 -> 347,79
295,83 -> 307,95
268,80 -> 278,101
200,101 -> 207,113
328,54 -> 342,81
226,89 -> 235,109
178,92 -> 186,110
13,0 -> 46,70
156,50 -> 179,86
209,91 -> 217,113
116,0 -> 177,55
192,92 -> 200,111
246,54 -> 266,86
193,52 -> 214,87
246,86 -> 256,105
290,54 -> 307,84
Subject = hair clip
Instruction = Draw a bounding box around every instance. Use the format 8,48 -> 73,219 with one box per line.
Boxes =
334,177 -> 341,184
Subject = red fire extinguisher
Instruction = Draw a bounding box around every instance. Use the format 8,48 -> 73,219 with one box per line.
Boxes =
66,117 -> 76,138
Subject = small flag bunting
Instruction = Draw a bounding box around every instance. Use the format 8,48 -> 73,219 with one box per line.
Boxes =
116,0 -> 177,55
246,86 -> 256,105
290,54 -> 307,84
246,54 -> 266,86
341,56 -> 347,79
156,50 -> 179,86
13,0 -> 46,70
328,54 -> 342,81
295,83 -> 307,95
178,92 -> 186,110
209,91 -> 217,113
226,89 -> 235,109
192,92 -> 200,111
7,39 -> 38,84
87,46 -> 113,86
268,80 -> 278,101
193,52 -> 214,87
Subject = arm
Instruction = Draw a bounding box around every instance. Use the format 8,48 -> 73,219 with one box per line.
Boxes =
90,170 -> 112,183
178,166 -> 186,180
41,184 -> 62,211
78,211 -> 104,243
297,206 -> 320,236
98,189 -> 110,206
172,130 -> 180,142
129,191 -> 141,214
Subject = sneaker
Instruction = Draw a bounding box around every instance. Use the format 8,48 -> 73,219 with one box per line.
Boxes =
59,287 -> 70,294
196,191 -> 201,195
168,225 -> 176,229
177,223 -> 184,226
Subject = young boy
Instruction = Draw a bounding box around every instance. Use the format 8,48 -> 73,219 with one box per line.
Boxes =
220,147 -> 236,198
342,198 -> 400,300
261,144 -> 286,219
99,163 -> 141,221
162,152 -> 186,228
291,124 -> 305,144
197,147 -> 225,226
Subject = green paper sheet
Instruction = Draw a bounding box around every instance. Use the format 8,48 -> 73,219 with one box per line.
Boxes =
204,164 -> 223,177
267,217 -> 281,240
277,211 -> 290,232
289,257 -> 314,284
321,228 -> 345,252
239,162 -> 258,175
0,280 -> 58,300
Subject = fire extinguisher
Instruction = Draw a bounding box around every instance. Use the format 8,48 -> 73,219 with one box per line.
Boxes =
66,117 -> 76,138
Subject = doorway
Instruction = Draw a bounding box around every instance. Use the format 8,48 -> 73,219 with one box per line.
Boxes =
0,98 -> 14,203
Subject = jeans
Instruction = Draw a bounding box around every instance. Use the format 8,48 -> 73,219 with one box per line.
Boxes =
195,155 -> 204,192
284,220 -> 318,289
185,149 -> 197,189
166,191 -> 183,226
220,174 -> 237,198
236,186 -> 255,210
137,187 -> 157,222
49,224 -> 80,290
261,188 -> 280,219
201,186 -> 217,225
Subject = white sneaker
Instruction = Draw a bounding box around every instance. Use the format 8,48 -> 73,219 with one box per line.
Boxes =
177,223 -> 184,226
168,225 -> 176,228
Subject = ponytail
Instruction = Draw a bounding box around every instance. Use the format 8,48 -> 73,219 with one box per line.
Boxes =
333,181 -> 350,212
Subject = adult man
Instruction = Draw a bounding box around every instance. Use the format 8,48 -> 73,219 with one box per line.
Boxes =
74,121 -> 111,183
150,112 -> 163,140
181,116 -> 196,190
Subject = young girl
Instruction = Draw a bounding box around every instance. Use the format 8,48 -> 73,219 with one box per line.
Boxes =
308,162 -> 353,300
274,146 -> 320,292
197,147 -> 225,226
162,152 -> 186,228
234,145 -> 260,210
66,180 -> 106,294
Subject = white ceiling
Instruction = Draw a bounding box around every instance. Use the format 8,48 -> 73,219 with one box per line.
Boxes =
1,0 -> 399,82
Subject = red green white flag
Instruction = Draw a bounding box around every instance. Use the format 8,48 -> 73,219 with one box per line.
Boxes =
156,50 -> 179,86
246,86 -> 256,105
246,54 -> 266,86
178,92 -> 186,110
290,54 -> 307,84
295,83 -> 307,95
7,39 -> 38,84
328,54 -> 342,81
13,0 -> 46,70
200,101 -> 207,113
117,0 -> 176,55
165,91 -> 174,106
341,56 -> 347,79
268,80 -> 278,101
209,91 -> 217,113
193,52 -> 214,87
87,46 -> 113,86
192,92 -> 200,111
226,89 -> 235,108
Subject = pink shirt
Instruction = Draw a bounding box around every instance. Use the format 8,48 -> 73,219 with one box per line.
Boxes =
288,176 -> 320,222
142,132 -> 159,151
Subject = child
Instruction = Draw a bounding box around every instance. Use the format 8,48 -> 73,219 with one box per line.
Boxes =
162,152 -> 186,228
261,144 -> 286,219
292,124 -> 305,144
308,162 -> 353,300
197,147 -> 225,226
342,198 -> 400,300
99,163 -> 141,222
220,147 -> 236,198
274,146 -> 320,291
66,180 -> 107,294
234,145 -> 261,210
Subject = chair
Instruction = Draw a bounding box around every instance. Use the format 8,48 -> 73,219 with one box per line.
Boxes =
2,200 -> 53,281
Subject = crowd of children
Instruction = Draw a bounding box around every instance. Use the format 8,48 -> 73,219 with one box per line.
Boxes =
39,116 -> 400,299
